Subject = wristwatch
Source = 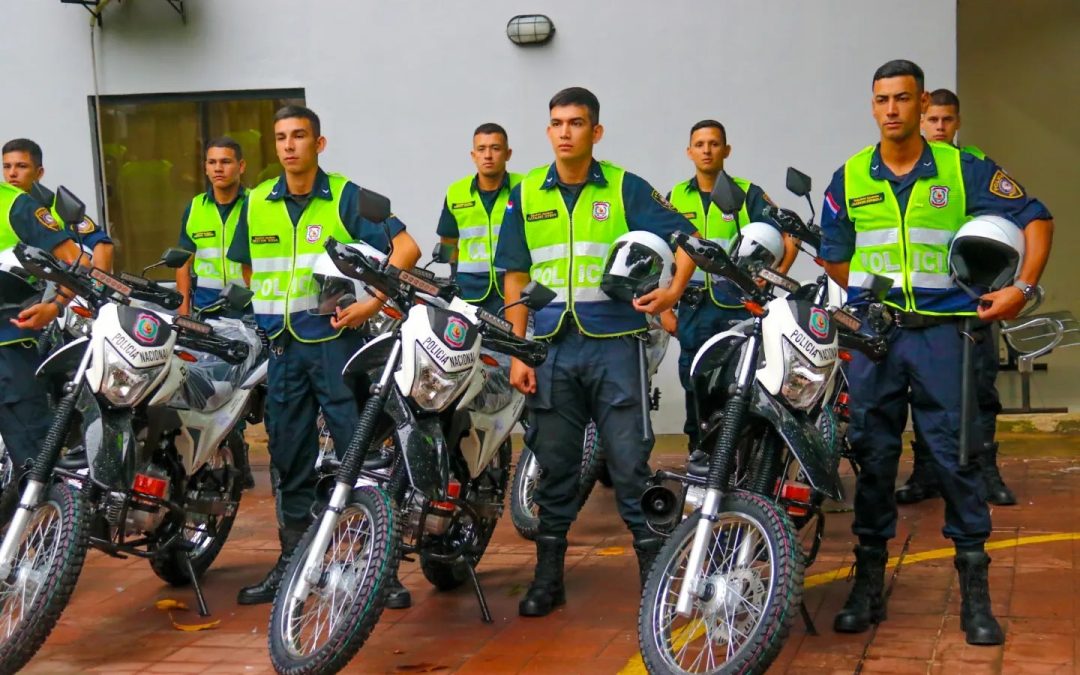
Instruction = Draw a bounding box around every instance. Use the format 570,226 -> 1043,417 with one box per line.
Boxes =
1012,280 -> 1037,301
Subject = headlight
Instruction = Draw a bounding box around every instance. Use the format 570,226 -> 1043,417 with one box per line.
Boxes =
779,339 -> 832,411
65,312 -> 92,339
99,341 -> 165,407
410,344 -> 471,412
363,312 -> 399,337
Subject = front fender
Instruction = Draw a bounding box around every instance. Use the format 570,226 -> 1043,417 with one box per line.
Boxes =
79,389 -> 137,489
384,388 -> 448,501
750,383 -> 843,501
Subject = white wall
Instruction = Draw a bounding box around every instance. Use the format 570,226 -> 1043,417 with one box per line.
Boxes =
1,0 -> 956,432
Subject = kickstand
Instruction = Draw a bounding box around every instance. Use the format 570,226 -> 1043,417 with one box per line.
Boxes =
799,600 -> 818,635
465,562 -> 493,624
182,554 -> 211,617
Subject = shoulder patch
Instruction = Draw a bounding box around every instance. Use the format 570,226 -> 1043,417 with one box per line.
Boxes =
451,200 -> 476,210
526,209 -> 559,222
989,170 -> 1024,199
848,193 -> 885,209
651,189 -> 678,212
34,207 -> 60,231
251,235 -> 280,244
191,230 -> 216,240
76,218 -> 97,235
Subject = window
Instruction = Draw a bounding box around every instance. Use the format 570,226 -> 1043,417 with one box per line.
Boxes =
89,89 -> 305,276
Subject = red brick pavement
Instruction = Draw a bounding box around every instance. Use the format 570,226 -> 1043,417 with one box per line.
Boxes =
21,432 -> 1080,674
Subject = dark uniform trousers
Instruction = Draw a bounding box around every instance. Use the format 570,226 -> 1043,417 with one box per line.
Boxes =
266,331 -> 363,528
0,344 -> 52,472
848,322 -> 991,548
527,330 -> 652,540
676,299 -> 748,445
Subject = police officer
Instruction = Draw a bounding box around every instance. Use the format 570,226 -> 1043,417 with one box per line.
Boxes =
820,60 -> 1053,646
437,123 -> 522,317
664,120 -> 796,463
2,138 -> 113,271
0,181 -> 82,479
495,87 -> 697,617
226,105 -> 421,605
177,136 -> 249,317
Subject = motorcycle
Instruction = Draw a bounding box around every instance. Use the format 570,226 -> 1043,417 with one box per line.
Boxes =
0,188 -> 264,672
267,189 -> 553,674
636,172 -> 891,675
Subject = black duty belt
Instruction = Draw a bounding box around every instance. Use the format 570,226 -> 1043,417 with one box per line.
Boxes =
892,311 -> 960,329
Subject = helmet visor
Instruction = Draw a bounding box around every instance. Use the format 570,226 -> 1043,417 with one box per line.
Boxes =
309,274 -> 357,316
601,241 -> 662,302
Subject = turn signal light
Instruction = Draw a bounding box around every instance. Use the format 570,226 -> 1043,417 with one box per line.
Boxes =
133,473 -> 168,499
780,480 -> 812,517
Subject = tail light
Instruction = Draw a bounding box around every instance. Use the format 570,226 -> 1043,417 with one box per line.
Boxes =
133,473 -> 168,499
779,480 -> 812,518
430,480 -> 461,512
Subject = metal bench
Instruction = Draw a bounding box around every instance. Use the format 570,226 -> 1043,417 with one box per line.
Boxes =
999,310 -> 1080,414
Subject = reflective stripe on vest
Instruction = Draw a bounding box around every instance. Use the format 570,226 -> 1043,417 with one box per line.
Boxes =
845,142 -> 970,315
520,161 -> 642,339
446,173 -> 523,301
668,176 -> 750,307
184,193 -> 247,303
246,174 -> 353,341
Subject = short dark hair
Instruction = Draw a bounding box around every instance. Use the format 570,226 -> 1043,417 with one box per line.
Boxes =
473,123 -> 508,142
872,59 -> 925,92
549,87 -> 600,125
929,88 -> 960,111
689,119 -> 727,145
2,138 -> 43,167
273,105 -> 321,138
206,136 -> 243,161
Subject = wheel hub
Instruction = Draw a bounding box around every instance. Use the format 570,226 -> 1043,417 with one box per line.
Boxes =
698,568 -> 766,642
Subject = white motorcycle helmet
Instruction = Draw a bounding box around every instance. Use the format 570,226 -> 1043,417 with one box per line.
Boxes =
948,214 -> 1025,291
309,242 -> 386,316
731,222 -> 785,268
601,231 -> 675,302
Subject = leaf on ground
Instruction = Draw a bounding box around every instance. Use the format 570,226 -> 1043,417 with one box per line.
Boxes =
596,546 -> 626,557
154,599 -> 188,611
170,614 -> 221,632
394,664 -> 448,673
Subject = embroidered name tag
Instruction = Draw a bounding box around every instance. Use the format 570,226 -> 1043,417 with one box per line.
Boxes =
451,200 -> 476,210
252,235 -> 280,244
526,209 -> 559,222
848,193 -> 885,208
681,211 -> 698,220
192,230 -> 216,240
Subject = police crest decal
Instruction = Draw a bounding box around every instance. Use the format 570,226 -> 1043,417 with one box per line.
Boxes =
592,201 -> 610,221
929,186 -> 949,208
305,224 -> 323,243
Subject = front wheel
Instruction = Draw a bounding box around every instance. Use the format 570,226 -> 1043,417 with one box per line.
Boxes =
639,491 -> 803,675
0,482 -> 90,673
269,486 -> 399,675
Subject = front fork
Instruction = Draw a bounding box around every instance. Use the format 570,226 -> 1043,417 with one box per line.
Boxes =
0,345 -> 94,579
292,340 -> 401,603
676,332 -> 759,617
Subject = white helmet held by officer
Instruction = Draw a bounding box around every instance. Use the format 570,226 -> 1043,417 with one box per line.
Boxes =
948,214 -> 1025,291
309,242 -> 387,316
600,230 -> 675,303
731,221 -> 786,269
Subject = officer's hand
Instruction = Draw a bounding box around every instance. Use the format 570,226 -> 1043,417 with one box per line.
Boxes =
510,357 -> 536,395
331,297 -> 382,330
634,287 -> 679,316
977,286 -> 1026,322
12,301 -> 60,331
659,309 -> 678,335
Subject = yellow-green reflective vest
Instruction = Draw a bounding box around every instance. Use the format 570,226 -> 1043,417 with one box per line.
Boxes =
521,161 -> 645,339
0,184 -> 37,345
845,142 -> 970,316
185,192 -> 248,309
247,174 -> 354,341
961,144 -> 986,160
446,172 -> 523,302
669,176 -> 751,308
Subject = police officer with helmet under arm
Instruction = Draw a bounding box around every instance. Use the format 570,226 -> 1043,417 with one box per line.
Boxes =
495,86 -> 697,617
227,105 -> 421,606
820,59 -> 1053,646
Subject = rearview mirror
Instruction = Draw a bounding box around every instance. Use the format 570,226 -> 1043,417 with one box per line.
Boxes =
431,242 -> 453,265
785,167 -> 812,198
357,188 -> 392,224
221,282 -> 254,311
709,172 -> 746,217
160,248 -> 193,269
54,186 -> 86,226
520,281 -> 557,311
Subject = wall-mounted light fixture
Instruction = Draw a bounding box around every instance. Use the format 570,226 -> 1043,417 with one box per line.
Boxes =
506,15 -> 555,46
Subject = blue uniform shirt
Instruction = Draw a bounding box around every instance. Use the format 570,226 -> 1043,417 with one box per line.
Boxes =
1,192 -> 72,344
178,187 -> 247,309
820,140 -> 1052,311
30,184 -> 111,252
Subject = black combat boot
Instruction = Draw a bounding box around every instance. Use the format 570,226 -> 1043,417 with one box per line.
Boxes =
239,440 -> 256,490
895,440 -> 941,505
978,442 -> 1016,506
384,573 -> 412,609
519,535 -> 567,617
833,545 -> 888,633
633,537 -> 664,588
237,524 -> 307,605
954,551 -> 1005,645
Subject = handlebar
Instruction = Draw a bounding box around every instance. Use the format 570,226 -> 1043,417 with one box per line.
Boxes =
671,232 -> 769,306
172,316 -> 251,364
760,204 -> 823,251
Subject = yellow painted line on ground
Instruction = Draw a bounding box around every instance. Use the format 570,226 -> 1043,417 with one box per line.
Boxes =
619,532 -> 1080,674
